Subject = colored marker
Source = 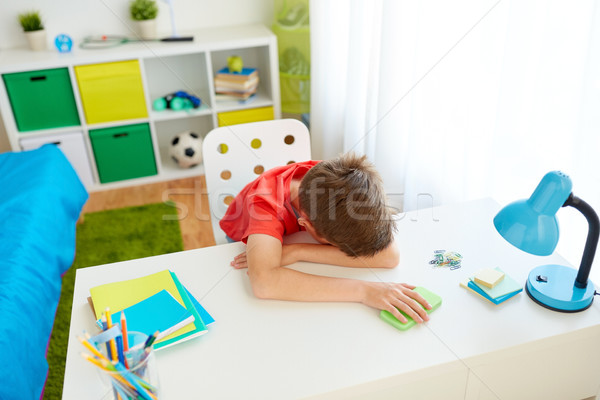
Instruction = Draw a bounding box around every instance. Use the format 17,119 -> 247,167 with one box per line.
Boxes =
143,330 -> 159,349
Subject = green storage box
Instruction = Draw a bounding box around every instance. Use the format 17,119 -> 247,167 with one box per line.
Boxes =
89,123 -> 157,183
2,68 -> 80,132
272,2 -> 311,114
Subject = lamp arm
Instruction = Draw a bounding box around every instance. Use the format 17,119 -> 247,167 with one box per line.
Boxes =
563,194 -> 600,288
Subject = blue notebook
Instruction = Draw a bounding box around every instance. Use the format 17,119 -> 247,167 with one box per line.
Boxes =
185,287 -> 215,325
217,67 -> 257,76
97,289 -> 195,338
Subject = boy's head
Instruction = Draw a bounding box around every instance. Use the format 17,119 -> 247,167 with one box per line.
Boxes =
298,153 -> 395,257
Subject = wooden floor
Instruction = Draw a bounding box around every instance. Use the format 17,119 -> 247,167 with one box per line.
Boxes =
83,176 -> 216,250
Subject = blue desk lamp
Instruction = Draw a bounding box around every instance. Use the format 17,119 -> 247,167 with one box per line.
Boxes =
494,171 -> 599,312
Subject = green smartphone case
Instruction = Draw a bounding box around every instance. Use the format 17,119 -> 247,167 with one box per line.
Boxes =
379,287 -> 442,331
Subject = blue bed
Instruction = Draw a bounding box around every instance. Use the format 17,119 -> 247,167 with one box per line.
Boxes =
0,145 -> 88,400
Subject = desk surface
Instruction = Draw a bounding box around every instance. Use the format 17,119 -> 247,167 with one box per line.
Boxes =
62,198 -> 600,399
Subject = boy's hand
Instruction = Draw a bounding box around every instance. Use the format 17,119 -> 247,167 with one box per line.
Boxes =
230,251 -> 248,269
362,282 -> 432,324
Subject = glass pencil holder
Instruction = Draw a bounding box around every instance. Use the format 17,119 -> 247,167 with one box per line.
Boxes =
94,331 -> 161,400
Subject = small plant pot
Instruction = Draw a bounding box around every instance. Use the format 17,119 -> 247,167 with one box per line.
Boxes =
25,29 -> 47,51
136,19 -> 157,40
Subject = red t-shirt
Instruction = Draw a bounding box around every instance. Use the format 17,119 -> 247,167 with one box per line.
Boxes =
219,160 -> 320,243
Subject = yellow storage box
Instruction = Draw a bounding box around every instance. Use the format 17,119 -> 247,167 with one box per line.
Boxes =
217,106 -> 274,127
75,60 -> 147,124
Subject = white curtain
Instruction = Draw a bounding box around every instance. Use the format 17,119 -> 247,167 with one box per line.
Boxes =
310,0 -> 600,282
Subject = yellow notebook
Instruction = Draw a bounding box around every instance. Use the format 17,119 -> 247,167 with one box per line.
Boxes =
89,270 -> 205,347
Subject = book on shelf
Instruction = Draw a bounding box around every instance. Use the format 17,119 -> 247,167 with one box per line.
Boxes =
215,83 -> 259,94
89,269 -> 214,349
214,93 -> 257,104
214,66 -> 260,100
214,89 -> 257,100
216,67 -> 258,80
214,76 -> 259,91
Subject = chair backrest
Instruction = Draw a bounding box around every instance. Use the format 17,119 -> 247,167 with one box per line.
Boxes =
202,119 -> 312,245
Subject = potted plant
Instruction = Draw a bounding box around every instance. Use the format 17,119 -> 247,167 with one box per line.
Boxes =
18,11 -> 46,51
130,0 -> 159,40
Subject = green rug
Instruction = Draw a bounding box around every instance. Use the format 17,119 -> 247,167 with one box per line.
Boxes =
44,202 -> 183,400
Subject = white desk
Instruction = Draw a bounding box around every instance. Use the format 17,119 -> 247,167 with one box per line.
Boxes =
62,198 -> 600,399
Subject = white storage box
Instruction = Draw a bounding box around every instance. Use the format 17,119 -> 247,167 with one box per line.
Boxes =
20,131 -> 95,188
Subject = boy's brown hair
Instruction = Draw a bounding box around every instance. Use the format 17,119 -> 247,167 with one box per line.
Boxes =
298,153 -> 395,257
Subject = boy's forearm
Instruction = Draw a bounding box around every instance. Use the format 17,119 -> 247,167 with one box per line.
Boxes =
245,234 -> 430,324
285,241 -> 400,269
247,233 -> 368,303
252,266 -> 368,303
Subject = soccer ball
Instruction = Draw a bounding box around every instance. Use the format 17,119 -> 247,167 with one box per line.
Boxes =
169,131 -> 203,168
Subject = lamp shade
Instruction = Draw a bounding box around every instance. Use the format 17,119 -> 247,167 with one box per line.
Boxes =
493,171 -> 572,256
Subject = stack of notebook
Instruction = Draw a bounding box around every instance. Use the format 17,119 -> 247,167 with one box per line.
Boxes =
88,270 -> 214,350
214,67 -> 259,101
460,267 -> 523,305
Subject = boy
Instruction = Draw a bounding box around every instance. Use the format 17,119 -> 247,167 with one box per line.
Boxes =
220,153 -> 431,324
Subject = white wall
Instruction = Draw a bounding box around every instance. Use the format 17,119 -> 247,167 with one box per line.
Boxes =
0,0 -> 274,152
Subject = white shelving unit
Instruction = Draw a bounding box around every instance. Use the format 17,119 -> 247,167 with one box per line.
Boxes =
0,24 -> 281,191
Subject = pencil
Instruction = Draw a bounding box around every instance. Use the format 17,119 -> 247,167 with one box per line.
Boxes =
97,359 -> 139,394
77,336 -> 109,362
116,335 -> 125,365
112,361 -> 156,400
100,315 -> 113,361
105,308 -> 118,362
112,380 -> 131,400
113,379 -> 138,400
80,352 -> 109,370
81,352 -> 136,396
96,356 -> 158,399
120,311 -> 130,369
120,311 -> 129,351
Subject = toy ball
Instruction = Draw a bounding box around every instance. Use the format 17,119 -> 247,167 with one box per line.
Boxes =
169,131 -> 203,168
227,55 -> 243,73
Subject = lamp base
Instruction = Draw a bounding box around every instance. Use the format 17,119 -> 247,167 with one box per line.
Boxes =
526,265 -> 596,312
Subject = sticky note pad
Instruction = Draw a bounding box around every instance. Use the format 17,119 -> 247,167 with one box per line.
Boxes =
459,278 -> 522,305
474,268 -> 505,288
470,267 -> 521,299
379,287 -> 442,331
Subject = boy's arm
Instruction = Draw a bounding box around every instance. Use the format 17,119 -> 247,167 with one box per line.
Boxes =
244,234 -> 430,324
282,240 -> 400,269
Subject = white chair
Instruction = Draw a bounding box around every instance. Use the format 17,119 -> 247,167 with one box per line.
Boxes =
202,119 -> 312,244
